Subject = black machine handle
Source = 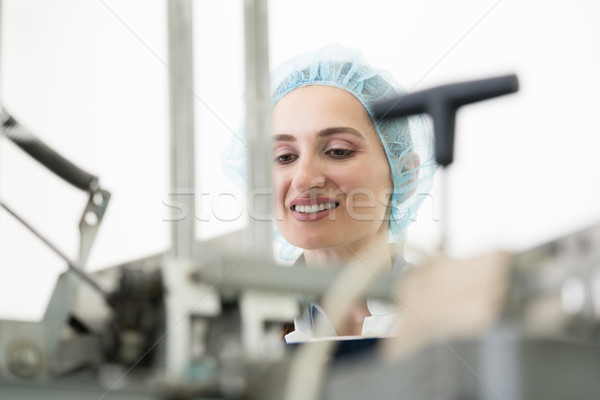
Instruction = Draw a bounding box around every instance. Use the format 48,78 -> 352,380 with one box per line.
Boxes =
0,109 -> 99,192
372,74 -> 519,167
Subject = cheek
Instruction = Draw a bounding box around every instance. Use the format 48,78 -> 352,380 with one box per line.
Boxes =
334,164 -> 386,194
337,164 -> 393,210
328,165 -> 359,190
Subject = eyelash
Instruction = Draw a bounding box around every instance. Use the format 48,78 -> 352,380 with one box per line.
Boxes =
326,148 -> 355,159
274,148 -> 355,165
274,154 -> 298,165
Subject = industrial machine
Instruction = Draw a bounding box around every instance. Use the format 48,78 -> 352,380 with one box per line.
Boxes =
2,1 -> 600,399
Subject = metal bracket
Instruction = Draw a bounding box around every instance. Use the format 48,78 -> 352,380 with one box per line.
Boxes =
78,188 -> 111,265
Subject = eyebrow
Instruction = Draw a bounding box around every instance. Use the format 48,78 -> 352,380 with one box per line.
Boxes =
273,126 -> 365,142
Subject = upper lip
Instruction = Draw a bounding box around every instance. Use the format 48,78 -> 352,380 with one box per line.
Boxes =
289,197 -> 338,208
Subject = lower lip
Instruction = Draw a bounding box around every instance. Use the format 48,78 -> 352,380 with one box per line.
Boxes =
291,206 -> 337,221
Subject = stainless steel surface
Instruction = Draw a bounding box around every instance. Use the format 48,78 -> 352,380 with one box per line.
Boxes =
243,0 -> 272,257
168,0 -> 196,260
323,335 -> 600,400
200,254 -> 395,301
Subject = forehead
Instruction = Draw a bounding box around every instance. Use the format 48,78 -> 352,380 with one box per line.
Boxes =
271,85 -> 375,138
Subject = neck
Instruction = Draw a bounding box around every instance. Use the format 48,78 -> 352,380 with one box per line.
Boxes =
303,226 -> 393,271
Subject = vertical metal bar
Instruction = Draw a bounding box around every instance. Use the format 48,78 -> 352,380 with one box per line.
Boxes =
168,0 -> 196,259
244,0 -> 272,257
438,169 -> 448,254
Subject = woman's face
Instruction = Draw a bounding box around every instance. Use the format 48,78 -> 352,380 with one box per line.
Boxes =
272,85 -> 393,252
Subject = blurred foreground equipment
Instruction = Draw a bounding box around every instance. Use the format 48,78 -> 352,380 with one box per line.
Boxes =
322,223 -> 600,400
2,68 -> 600,399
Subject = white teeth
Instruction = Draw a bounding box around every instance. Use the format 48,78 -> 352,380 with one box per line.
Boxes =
293,202 -> 337,214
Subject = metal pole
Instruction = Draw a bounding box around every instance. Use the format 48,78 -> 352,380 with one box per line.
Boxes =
243,0 -> 272,257
168,0 -> 196,259
438,169 -> 448,254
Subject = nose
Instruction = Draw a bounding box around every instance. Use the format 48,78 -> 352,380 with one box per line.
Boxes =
291,156 -> 326,192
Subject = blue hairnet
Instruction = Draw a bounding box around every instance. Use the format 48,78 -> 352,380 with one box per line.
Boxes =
222,44 -> 437,261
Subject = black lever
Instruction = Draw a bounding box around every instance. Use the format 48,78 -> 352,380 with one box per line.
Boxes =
0,108 -> 99,192
372,74 -> 519,167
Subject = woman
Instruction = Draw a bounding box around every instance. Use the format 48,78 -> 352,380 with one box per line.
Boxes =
225,44 -> 436,341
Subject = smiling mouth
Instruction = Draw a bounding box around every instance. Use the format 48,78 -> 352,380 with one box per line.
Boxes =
291,202 -> 339,214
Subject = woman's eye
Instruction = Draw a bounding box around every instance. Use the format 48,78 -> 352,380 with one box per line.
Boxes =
274,154 -> 297,164
326,148 -> 354,159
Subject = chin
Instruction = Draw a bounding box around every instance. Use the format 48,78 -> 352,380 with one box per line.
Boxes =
286,231 -> 344,251
276,220 -> 348,251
